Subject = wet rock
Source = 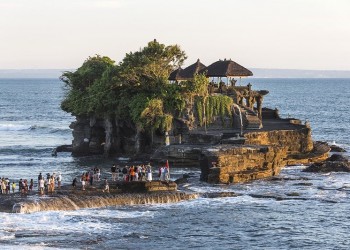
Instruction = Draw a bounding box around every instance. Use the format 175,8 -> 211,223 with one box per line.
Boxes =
249,193 -> 308,201
330,144 -> 347,152
328,154 -> 348,162
175,176 -> 189,184
285,192 -> 300,197
293,182 -> 313,186
270,176 -> 310,181
303,154 -> 350,173
202,192 -> 238,198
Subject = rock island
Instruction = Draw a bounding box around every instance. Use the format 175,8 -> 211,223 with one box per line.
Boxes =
60,40 -> 329,185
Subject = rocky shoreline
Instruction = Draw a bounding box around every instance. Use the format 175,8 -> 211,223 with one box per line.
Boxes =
1,181 -> 198,214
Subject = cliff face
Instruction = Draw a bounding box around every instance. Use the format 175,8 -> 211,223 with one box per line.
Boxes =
244,127 -> 313,154
202,145 -> 287,184
69,115 -> 176,157
70,116 -> 139,156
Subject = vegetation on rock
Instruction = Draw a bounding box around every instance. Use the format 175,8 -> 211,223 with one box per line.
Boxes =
60,40 -> 236,149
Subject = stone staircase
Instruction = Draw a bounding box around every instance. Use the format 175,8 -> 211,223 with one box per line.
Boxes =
241,106 -> 262,129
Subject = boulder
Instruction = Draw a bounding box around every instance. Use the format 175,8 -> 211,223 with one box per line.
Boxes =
330,144 -> 347,152
303,154 -> 350,173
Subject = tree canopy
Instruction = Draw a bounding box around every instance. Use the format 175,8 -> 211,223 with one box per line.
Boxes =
60,40 -> 234,135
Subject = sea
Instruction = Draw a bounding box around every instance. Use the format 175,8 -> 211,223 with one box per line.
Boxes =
0,78 -> 349,249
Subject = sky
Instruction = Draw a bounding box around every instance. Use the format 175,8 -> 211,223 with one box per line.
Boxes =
1,0 -> 350,70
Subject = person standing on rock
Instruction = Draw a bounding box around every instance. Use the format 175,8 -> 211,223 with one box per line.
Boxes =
128,166 -> 133,181
116,165 -> 120,181
122,166 -> 128,181
103,178 -> 109,193
89,169 -> 94,186
146,163 -> 152,182
5,179 -> 10,194
160,166 -> 166,181
18,179 -> 23,194
12,182 -> 16,193
81,178 -> 86,191
97,168 -> 101,181
38,173 -> 42,191
72,177 -> 77,189
48,176 -> 52,193
164,167 -> 169,182
111,164 -> 117,181
57,173 -> 62,189
39,178 -> 45,195
1,180 -> 6,194
29,179 -> 34,192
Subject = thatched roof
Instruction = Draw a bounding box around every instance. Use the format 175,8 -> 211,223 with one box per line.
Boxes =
180,59 -> 206,80
200,59 -> 253,77
168,59 -> 207,81
168,67 -> 184,81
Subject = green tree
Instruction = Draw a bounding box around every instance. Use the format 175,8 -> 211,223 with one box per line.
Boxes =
118,39 -> 187,92
60,55 -> 115,115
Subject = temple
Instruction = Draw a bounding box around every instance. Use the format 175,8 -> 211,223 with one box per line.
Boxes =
67,58 -> 330,184
151,58 -> 330,184
168,59 -> 267,130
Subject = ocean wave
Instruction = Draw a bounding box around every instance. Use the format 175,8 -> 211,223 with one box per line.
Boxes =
0,124 -> 71,135
0,124 -> 33,131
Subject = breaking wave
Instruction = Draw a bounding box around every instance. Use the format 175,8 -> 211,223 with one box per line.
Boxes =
0,124 -> 33,131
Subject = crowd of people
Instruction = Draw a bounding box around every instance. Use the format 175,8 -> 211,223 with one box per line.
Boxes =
37,172 -> 62,195
0,162 -> 171,195
0,177 -> 16,194
117,164 -> 154,182
0,172 -> 61,195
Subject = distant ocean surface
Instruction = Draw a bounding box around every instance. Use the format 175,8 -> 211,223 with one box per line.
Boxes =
0,78 -> 349,249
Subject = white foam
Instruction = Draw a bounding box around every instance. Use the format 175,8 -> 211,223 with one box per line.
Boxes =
0,124 -> 32,131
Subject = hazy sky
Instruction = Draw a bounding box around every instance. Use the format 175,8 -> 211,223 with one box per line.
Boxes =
1,0 -> 350,70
